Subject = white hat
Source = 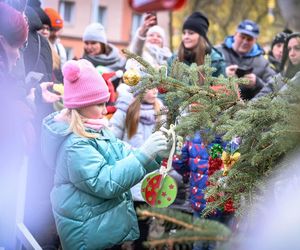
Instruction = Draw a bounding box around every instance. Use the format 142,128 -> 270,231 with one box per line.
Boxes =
83,23 -> 107,44
147,25 -> 166,45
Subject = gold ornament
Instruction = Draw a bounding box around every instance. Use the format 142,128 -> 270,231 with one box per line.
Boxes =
221,151 -> 240,176
123,68 -> 140,86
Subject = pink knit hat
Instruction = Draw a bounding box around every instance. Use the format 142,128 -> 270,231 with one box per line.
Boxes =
62,59 -> 110,108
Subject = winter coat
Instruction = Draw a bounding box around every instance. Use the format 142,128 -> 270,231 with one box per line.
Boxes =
109,94 -> 162,201
267,52 -> 281,73
110,94 -> 158,148
24,6 -> 53,83
216,36 -> 276,100
129,28 -> 172,67
41,112 -> 161,250
167,47 -> 226,77
0,51 -> 34,249
255,71 -> 300,99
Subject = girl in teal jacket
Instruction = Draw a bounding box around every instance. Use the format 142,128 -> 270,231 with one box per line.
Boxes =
41,59 -> 169,249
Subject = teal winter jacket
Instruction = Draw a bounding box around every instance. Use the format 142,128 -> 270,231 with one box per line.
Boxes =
41,112 -> 161,249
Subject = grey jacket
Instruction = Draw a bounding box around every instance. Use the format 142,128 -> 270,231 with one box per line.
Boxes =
216,36 -> 276,100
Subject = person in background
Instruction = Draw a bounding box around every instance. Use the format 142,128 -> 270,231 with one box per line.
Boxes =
44,7 -> 66,82
41,59 -> 170,249
168,11 -> 225,78
129,12 -> 172,68
0,2 -> 32,249
267,31 -> 289,73
82,22 -> 126,90
255,32 -> 300,98
216,19 -> 276,100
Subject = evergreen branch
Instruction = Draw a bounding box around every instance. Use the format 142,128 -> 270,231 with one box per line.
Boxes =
137,209 -> 198,231
145,235 -> 229,248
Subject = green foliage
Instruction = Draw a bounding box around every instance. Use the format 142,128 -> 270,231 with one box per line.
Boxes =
122,50 -> 300,248
137,205 -> 231,249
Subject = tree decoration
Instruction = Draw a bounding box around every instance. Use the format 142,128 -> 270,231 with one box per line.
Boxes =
141,125 -> 178,208
121,48 -> 300,249
221,139 -> 241,176
123,68 -> 141,86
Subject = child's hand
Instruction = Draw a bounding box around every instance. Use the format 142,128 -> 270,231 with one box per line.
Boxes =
139,131 -> 168,160
40,82 -> 62,103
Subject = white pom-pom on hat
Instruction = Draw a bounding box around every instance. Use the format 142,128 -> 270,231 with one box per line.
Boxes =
62,60 -> 81,83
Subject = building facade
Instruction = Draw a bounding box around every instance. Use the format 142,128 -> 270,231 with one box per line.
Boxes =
42,0 -> 171,59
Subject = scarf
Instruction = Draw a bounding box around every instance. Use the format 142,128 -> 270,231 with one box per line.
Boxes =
54,109 -> 108,131
82,44 -> 125,71
144,43 -> 172,66
83,117 -> 109,131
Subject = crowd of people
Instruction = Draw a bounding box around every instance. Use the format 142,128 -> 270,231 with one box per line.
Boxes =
0,1 -> 300,250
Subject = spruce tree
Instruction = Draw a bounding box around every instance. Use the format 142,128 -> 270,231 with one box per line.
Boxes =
122,49 -> 300,249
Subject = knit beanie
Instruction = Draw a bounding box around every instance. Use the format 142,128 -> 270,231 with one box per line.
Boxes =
147,25 -> 166,45
62,59 -> 110,109
34,7 -> 51,27
271,32 -> 288,49
0,2 -> 28,48
182,11 -> 209,38
83,23 -> 107,45
44,7 -> 63,29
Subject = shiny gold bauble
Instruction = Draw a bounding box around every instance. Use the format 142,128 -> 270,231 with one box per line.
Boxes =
123,68 -> 141,86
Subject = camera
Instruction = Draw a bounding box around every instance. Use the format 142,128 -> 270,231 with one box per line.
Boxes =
236,67 -> 253,78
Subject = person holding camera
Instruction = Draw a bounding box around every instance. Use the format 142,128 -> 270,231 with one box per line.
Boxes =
128,12 -> 172,68
216,19 -> 276,100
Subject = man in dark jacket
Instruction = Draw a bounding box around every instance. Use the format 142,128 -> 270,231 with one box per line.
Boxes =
216,19 -> 276,100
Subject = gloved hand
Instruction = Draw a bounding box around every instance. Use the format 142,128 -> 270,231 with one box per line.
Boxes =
157,137 -> 173,159
139,131 -> 168,160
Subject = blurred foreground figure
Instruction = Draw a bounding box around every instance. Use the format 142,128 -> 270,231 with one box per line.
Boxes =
0,2 -> 32,249
239,148 -> 300,250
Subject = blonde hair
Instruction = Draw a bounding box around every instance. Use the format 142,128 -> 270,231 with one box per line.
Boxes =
125,97 -> 161,139
68,109 -> 98,138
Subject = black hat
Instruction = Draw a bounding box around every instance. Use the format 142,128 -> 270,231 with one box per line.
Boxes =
182,11 -> 209,38
33,7 -> 51,27
271,32 -> 288,49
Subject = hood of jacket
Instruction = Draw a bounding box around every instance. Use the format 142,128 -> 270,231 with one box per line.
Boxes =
223,36 -> 264,57
25,6 -> 43,32
82,44 -> 126,71
41,111 -> 71,169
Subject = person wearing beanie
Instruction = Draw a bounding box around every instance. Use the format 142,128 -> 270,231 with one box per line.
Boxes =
267,31 -> 289,73
44,7 -> 67,75
167,11 -> 225,81
255,32 -> 300,98
82,22 -> 125,83
81,22 -> 125,117
216,19 -> 276,100
41,58 -> 170,250
129,12 -> 172,68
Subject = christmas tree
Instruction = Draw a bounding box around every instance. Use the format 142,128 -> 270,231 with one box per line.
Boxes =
122,49 -> 300,249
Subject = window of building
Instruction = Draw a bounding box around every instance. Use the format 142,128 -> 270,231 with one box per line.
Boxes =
59,1 -> 75,24
98,6 -> 107,27
65,47 -> 74,60
131,13 -> 143,37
